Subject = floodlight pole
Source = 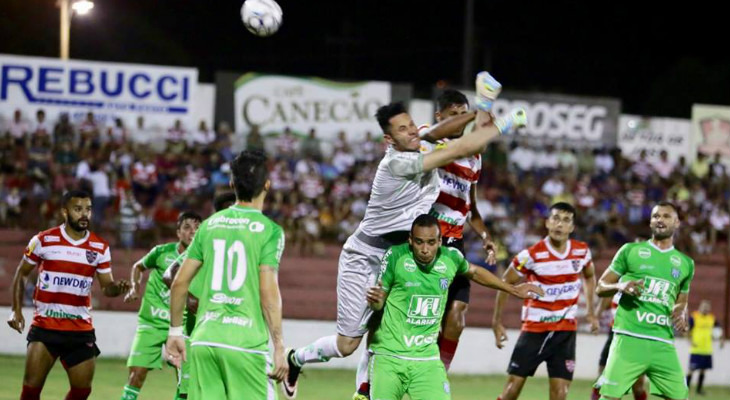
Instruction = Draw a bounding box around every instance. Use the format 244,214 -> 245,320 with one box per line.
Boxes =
60,0 -> 70,60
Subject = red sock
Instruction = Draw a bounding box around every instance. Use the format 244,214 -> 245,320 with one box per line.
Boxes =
65,387 -> 91,400
634,391 -> 647,400
591,387 -> 600,400
437,334 -> 459,371
20,385 -> 42,400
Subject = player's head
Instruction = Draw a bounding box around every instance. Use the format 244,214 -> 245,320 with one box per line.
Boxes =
699,299 -> 712,314
545,202 -> 576,243
214,192 -> 237,212
61,190 -> 92,233
650,201 -> 680,240
376,102 -> 420,152
230,150 -> 270,205
435,90 -> 469,123
177,211 -> 202,247
409,214 -> 441,265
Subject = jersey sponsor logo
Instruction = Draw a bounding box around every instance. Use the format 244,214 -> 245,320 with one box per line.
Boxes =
249,222 -> 265,233
43,235 -> 60,243
210,293 -> 243,305
403,332 -> 438,347
200,311 -> 221,323
545,281 -> 581,297
85,250 -> 97,264
40,272 -> 50,290
443,382 -> 450,394
433,261 -> 447,274
440,278 -> 449,291
403,259 -> 416,272
44,309 -> 83,319
540,315 -> 566,323
671,267 -> 680,279
636,310 -> 671,326
207,216 -> 252,229
639,264 -> 654,270
164,256 -> 177,265
404,282 -> 421,287
406,295 -> 442,325
222,316 -> 252,327
640,277 -> 674,306
151,306 -> 170,321
89,241 -> 104,250
638,248 -> 651,259
535,251 -> 550,260
670,256 -> 681,267
51,275 -> 91,290
571,248 -> 587,256
441,175 -> 469,193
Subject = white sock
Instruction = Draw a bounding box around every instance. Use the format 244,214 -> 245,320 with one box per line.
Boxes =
294,335 -> 343,365
355,349 -> 371,391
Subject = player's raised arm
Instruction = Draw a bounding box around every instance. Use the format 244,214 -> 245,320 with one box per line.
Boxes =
7,258 -> 36,333
420,111 -> 477,143
464,264 -> 543,299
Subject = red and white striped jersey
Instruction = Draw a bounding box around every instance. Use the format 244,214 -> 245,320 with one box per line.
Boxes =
510,238 -> 593,333
417,125 -> 481,238
23,225 -> 111,332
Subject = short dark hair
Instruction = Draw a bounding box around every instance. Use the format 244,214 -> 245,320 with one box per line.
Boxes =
177,211 -> 202,229
411,214 -> 441,235
549,202 -> 576,219
375,102 -> 408,134
213,192 -> 237,212
654,201 -> 679,217
230,150 -> 269,202
436,90 -> 469,112
62,190 -> 91,207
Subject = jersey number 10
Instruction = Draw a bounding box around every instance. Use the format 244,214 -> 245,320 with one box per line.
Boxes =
211,239 -> 248,291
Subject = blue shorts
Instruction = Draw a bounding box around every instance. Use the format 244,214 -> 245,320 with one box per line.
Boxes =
689,354 -> 713,371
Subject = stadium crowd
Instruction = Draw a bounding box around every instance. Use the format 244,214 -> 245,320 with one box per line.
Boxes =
1,108 -> 729,268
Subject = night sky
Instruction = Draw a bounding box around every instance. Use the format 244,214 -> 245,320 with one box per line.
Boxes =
2,0 -> 729,118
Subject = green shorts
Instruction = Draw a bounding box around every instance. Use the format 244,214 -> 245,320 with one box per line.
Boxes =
599,334 -> 688,399
126,326 -> 167,369
189,344 -> 276,400
370,354 -> 451,400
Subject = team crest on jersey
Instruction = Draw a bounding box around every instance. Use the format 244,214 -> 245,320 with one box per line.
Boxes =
565,360 -> 575,373
440,278 -> 449,291
671,267 -> 680,279
571,260 -> 581,272
85,250 -> 97,264
670,255 -> 681,267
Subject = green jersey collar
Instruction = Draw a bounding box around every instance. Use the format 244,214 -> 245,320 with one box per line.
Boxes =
231,204 -> 262,213
647,240 -> 674,253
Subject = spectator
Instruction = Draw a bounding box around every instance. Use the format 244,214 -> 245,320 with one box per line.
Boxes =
576,147 -> 596,176
131,153 -> 159,206
541,175 -> 565,199
53,113 -> 76,146
675,155 -> 690,176
691,152 -> 711,180
594,147 -> 614,175
630,150 -> 653,182
294,157 -> 319,180
27,136 -> 52,179
4,187 -> 22,227
710,153 -> 726,181
557,147 -> 578,177
270,160 -> 295,193
78,111 -> 100,149
31,109 -> 51,140
86,161 -> 112,229
709,200 -> 730,251
625,181 -> 646,225
298,170 -> 325,200
118,189 -> 141,250
107,117 -> 128,147
245,125 -> 265,152
300,128 -> 322,161
535,145 -> 560,175
275,127 -> 298,162
6,109 -> 28,147
332,147 -> 356,176
358,131 -> 381,163
509,140 -> 536,174
153,198 -> 180,238
131,116 -> 154,146
652,150 -> 675,179
166,119 -> 187,154
189,120 -> 216,148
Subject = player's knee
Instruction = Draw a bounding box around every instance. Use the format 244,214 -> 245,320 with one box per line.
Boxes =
128,367 -> 148,387
336,336 -> 361,357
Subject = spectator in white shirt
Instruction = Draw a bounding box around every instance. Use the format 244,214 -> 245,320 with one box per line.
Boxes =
86,161 -> 112,228
594,147 -> 614,175
189,120 -> 216,148
709,200 -> 730,251
630,150 -> 653,182
107,117 -> 128,147
509,141 -> 536,173
6,109 -> 28,147
275,127 -> 298,161
333,147 -> 356,176
131,116 -> 154,145
31,109 -> 51,140
535,145 -> 560,174
651,150 -> 675,179
557,147 -> 578,177
710,153 -> 727,181
541,175 -> 565,199
358,131 -> 380,163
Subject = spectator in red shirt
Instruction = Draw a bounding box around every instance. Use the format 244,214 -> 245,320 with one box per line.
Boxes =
131,153 -> 159,206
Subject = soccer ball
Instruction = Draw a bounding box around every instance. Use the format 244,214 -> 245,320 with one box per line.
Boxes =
241,0 -> 282,37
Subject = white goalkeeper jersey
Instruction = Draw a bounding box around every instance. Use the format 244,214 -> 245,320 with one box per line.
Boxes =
358,142 -> 440,237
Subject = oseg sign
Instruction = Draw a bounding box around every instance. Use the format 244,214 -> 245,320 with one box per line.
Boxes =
234,73 -> 390,139
0,54 -> 198,128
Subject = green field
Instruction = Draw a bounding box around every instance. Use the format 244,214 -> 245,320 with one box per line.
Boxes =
0,356 -> 727,400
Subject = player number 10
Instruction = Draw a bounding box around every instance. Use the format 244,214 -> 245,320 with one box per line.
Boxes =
211,239 -> 247,291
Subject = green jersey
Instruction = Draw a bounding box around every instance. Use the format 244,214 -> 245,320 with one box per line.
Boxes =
186,205 -> 285,352
138,242 -> 183,329
370,243 -> 469,359
609,241 -> 694,343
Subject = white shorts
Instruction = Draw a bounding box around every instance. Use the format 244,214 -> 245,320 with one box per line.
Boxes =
336,234 -> 388,338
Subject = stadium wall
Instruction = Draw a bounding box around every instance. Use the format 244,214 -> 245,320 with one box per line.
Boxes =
0,307 -> 728,385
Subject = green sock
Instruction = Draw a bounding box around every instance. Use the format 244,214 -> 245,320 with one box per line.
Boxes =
174,388 -> 188,400
121,385 -> 140,400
